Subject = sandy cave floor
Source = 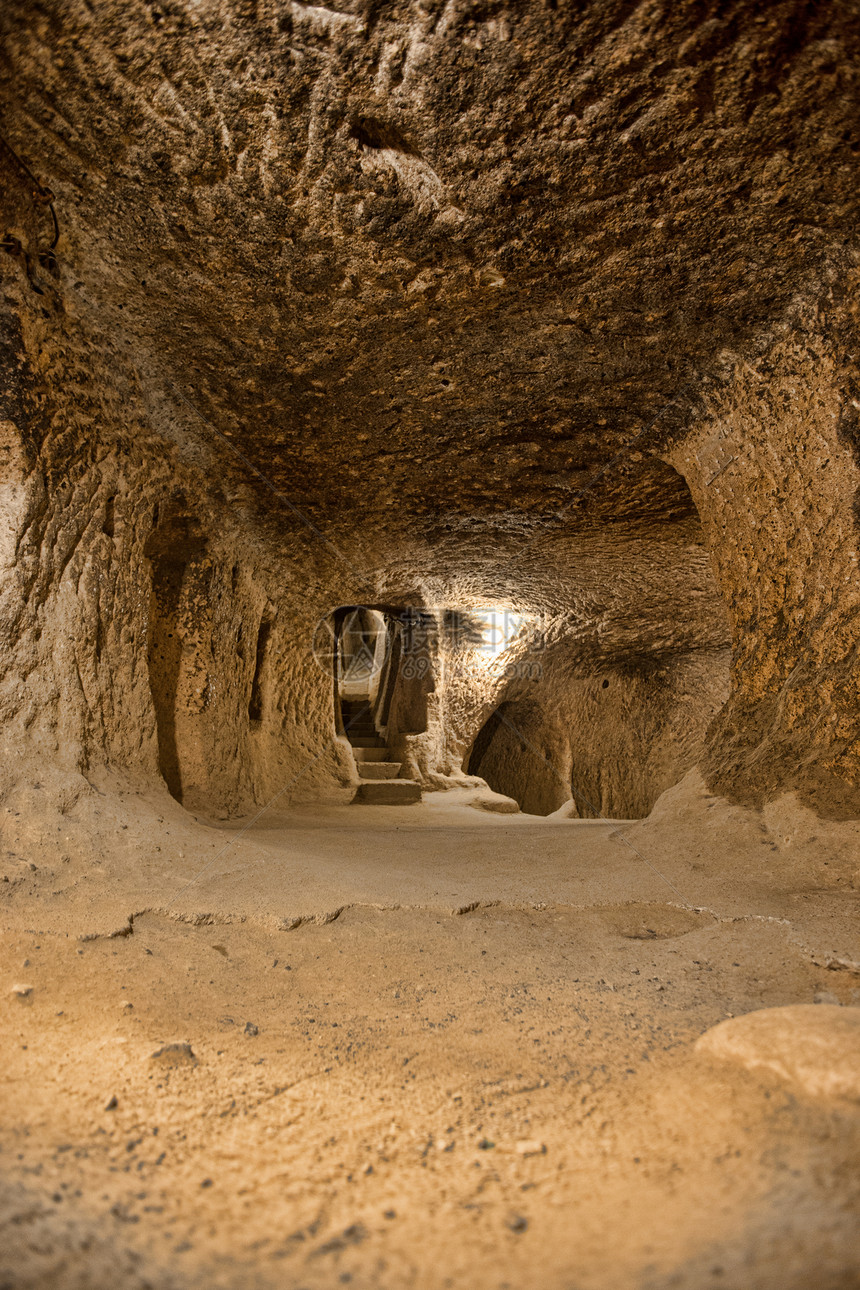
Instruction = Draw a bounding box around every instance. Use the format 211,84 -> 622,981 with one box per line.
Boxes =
2,777 -> 860,1290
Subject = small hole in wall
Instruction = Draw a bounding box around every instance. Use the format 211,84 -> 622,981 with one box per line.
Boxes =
102,495 -> 116,538
602,679 -> 609,689
349,115 -> 417,155
248,614 -> 273,727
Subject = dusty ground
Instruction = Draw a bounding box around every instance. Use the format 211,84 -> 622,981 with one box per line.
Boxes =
2,775 -> 860,1290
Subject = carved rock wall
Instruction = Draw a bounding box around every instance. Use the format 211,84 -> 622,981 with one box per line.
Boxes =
1,0 -> 859,817
672,289 -> 860,815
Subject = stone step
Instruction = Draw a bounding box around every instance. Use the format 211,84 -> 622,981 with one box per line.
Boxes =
357,761 -> 402,780
350,736 -> 387,748
353,779 -> 422,805
353,747 -> 391,763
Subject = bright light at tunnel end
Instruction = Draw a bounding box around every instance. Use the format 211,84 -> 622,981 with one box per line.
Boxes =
311,604 -> 545,681
472,608 -> 530,656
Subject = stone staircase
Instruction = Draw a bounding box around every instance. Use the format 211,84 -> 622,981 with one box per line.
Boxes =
341,699 -> 421,805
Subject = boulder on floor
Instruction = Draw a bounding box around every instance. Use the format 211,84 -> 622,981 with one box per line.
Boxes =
695,1005 -> 860,1102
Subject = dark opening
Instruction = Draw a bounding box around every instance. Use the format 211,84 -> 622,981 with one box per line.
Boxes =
349,116 -> 417,155
325,605 -> 434,746
466,701 -> 565,817
143,510 -> 211,805
102,494 -> 115,537
248,614 -> 272,727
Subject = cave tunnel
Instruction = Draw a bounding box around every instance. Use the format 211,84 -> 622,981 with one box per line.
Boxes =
2,1 -> 860,1286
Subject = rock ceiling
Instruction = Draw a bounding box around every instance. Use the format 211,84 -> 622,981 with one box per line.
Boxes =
3,0 -> 857,539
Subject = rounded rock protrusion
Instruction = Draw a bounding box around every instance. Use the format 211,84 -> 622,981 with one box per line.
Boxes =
468,792 -> 520,814
149,1042 -> 197,1068
695,1005 -> 860,1102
